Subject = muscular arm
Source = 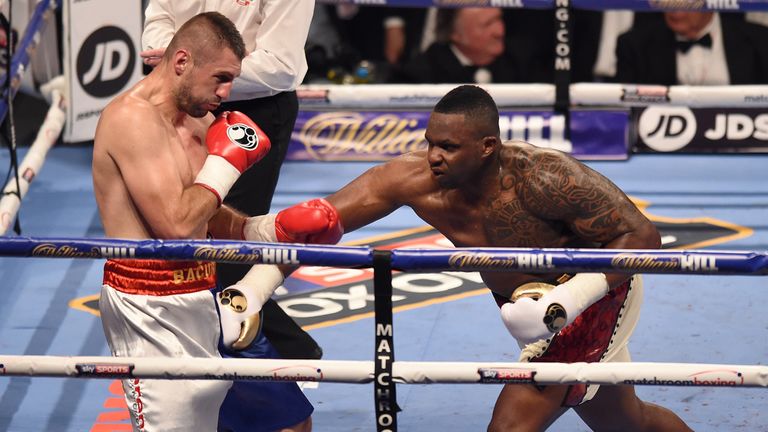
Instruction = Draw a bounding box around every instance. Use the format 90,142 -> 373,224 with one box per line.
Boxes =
95,101 -> 218,239
519,150 -> 660,287
208,205 -> 247,239
325,160 -> 407,233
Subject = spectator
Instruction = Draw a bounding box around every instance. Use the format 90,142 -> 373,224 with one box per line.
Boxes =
141,0 -> 324,361
304,4 -> 342,83
309,5 -> 425,83
499,9 -> 663,83
393,7 -> 543,84
615,11 -> 768,85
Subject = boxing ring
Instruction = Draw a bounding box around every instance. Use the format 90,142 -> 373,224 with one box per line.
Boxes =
1,187 -> 768,432
1,0 -> 768,431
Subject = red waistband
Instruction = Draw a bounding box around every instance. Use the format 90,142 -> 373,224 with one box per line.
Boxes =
103,259 -> 217,296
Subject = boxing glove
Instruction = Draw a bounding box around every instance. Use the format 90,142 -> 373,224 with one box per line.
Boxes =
217,264 -> 283,351
195,111 -> 271,206
242,198 -> 344,244
500,273 -> 609,344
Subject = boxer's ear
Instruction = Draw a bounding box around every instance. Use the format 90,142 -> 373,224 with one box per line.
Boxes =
173,49 -> 190,75
480,135 -> 498,158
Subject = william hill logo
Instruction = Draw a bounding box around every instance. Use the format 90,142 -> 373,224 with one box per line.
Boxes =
448,252 -> 554,270
610,254 -> 679,271
192,247 -> 260,263
33,244 -> 102,258
610,253 -> 719,272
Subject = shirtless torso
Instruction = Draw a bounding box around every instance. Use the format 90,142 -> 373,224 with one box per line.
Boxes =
93,82 -> 212,239
330,140 -> 651,298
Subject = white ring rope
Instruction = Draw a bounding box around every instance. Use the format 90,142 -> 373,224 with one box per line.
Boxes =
1,355 -> 766,388
0,88 -> 66,234
298,83 -> 768,108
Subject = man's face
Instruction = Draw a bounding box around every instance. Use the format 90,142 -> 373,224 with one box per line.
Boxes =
664,12 -> 714,40
452,8 -> 505,66
175,48 -> 241,118
425,112 -> 486,189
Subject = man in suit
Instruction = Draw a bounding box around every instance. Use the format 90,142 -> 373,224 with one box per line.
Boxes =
392,7 -> 543,84
615,12 -> 768,85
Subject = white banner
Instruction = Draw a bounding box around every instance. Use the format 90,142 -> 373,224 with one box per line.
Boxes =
63,0 -> 142,142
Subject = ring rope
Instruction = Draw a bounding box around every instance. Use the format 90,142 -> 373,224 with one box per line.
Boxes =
1,355 -> 766,388
0,90 -> 66,234
0,236 -> 373,267
299,83 -> 768,108
314,0 -> 768,12
0,236 -> 766,275
390,248 -> 768,275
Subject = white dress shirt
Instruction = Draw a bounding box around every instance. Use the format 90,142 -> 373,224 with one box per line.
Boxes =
676,13 -> 730,85
450,44 -> 492,83
142,0 -> 314,101
593,11 -> 634,79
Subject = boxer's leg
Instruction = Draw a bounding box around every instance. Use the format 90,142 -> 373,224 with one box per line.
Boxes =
100,284 -> 230,431
488,383 -> 569,432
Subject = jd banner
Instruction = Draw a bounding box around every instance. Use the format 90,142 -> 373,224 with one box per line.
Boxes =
634,106 -> 768,153
63,0 -> 143,142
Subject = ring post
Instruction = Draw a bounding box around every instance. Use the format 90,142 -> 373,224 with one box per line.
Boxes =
373,249 -> 399,432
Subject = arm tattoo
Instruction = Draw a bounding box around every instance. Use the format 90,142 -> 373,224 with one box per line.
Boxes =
518,152 -> 629,242
486,198 -> 562,246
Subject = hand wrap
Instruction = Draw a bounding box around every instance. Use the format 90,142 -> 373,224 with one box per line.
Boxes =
218,264 -> 283,350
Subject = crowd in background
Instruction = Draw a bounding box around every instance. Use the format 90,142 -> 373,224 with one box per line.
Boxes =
303,6 -> 768,86
3,3 -> 768,146
4,4 -> 768,91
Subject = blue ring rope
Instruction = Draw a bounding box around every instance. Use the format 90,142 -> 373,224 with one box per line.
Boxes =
390,248 -> 768,275
0,236 -> 373,268
1,236 -> 766,275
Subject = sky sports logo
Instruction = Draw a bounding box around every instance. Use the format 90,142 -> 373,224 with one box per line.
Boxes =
76,363 -> 134,377
478,368 -> 535,384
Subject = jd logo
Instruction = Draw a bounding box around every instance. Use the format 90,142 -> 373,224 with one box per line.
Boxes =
77,26 -> 135,98
639,106 -> 696,152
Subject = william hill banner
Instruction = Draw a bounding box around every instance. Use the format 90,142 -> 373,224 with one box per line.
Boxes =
288,109 -> 629,161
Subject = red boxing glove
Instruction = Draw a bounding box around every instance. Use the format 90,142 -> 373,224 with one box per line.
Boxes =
275,198 -> 343,244
195,111 -> 271,206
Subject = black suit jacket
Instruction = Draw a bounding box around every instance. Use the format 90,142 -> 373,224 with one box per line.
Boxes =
615,16 -> 768,85
391,41 -> 542,84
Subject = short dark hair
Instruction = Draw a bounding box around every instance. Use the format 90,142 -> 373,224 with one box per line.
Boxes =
166,12 -> 246,62
433,85 -> 500,137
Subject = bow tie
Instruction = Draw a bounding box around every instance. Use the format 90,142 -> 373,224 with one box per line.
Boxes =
676,33 -> 712,53
464,65 -> 492,83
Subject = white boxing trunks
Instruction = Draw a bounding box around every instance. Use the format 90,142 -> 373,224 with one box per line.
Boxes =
497,275 -> 643,407
100,259 -> 312,432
